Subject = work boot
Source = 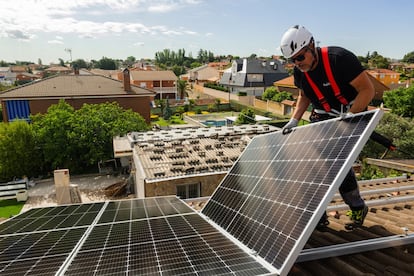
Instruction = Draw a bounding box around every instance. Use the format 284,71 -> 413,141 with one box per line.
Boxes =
316,212 -> 329,231
345,205 -> 368,230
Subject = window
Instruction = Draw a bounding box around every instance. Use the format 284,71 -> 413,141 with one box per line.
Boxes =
176,183 -> 200,199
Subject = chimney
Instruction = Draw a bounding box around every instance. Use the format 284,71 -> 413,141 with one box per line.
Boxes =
123,68 -> 131,92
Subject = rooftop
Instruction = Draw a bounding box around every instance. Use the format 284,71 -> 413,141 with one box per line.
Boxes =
114,124 -> 278,181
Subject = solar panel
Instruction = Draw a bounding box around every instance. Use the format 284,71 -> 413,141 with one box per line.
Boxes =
0,196 -> 271,275
0,109 -> 383,276
201,109 -> 383,275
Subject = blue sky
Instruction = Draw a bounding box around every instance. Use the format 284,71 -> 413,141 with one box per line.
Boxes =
1,0 -> 412,64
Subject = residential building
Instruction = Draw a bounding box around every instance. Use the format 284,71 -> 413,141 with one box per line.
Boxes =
367,68 -> 400,87
182,64 -> 221,83
0,69 -> 155,123
0,67 -> 16,85
113,124 -> 277,199
126,70 -> 178,100
219,58 -> 289,97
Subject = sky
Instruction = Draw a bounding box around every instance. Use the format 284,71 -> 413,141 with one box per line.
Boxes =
1,0 -> 413,65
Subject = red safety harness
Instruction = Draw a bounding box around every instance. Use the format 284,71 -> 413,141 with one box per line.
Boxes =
304,47 -> 349,112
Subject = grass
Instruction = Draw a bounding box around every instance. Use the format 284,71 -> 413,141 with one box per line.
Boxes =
0,199 -> 25,219
152,114 -> 186,126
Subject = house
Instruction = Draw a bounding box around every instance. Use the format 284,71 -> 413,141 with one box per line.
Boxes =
126,70 -> 178,100
113,124 -> 277,199
0,69 -> 156,123
219,58 -> 289,97
367,68 -> 400,87
15,72 -> 40,83
0,67 -> 16,85
183,64 -> 221,83
44,66 -> 72,75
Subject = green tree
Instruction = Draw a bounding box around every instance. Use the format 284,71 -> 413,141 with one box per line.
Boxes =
31,100 -> 77,171
71,59 -> 88,69
171,65 -> 185,77
97,57 -> 117,70
124,56 -> 136,67
177,79 -> 190,99
163,100 -> 173,120
31,100 -> 149,174
368,51 -> 390,69
383,85 -> 414,117
361,113 -> 414,159
235,108 -> 256,124
0,121 -> 40,181
402,51 -> 414,63
262,87 -> 278,101
272,91 -> 294,102
72,102 -> 149,169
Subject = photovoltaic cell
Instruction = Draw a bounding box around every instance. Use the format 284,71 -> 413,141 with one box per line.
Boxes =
202,110 -> 383,275
0,110 -> 383,276
63,208 -> 270,275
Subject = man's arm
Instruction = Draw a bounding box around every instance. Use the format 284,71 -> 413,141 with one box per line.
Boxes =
348,71 -> 375,113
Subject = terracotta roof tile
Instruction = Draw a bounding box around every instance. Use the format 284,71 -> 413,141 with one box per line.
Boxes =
0,74 -> 155,99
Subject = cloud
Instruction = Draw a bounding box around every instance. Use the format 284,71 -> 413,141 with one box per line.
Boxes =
0,0 -> 201,40
48,40 -> 64,44
134,42 -> 145,46
3,30 -> 34,41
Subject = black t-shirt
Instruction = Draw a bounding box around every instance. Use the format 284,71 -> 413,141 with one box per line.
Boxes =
294,46 -> 364,112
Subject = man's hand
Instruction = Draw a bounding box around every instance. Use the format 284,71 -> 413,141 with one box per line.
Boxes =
282,118 -> 298,134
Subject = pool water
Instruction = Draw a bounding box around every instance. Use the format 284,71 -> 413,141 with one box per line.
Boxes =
202,120 -> 227,127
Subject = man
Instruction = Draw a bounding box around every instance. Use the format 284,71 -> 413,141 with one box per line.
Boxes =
280,25 -> 375,230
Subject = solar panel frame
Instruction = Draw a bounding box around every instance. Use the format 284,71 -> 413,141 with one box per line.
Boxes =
201,109 -> 383,275
0,110 -> 383,276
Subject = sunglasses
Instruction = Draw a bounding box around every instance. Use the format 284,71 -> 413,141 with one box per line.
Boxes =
289,49 -> 308,63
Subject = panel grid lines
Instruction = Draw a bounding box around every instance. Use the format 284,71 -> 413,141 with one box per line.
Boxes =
202,110 -> 382,275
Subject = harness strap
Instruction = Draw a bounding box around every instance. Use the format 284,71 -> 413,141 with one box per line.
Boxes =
321,47 -> 349,106
304,72 -> 331,112
304,47 -> 349,112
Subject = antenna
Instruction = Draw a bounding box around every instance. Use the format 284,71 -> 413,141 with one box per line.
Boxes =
64,48 -> 72,62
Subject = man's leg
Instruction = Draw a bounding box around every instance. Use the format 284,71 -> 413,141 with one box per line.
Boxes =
339,169 -> 368,230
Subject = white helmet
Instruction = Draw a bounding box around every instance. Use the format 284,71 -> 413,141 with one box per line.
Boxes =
280,25 -> 314,58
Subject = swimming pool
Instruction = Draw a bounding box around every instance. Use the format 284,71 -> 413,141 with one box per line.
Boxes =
201,120 -> 227,127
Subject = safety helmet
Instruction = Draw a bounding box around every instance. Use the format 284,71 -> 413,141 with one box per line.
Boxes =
280,25 -> 314,58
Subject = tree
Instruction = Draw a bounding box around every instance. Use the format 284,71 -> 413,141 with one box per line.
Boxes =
402,51 -> 414,63
171,65 -> 185,76
176,79 -> 190,99
31,100 -> 77,171
163,100 -> 173,120
97,57 -> 117,70
58,58 -> 65,66
235,108 -> 256,124
31,100 -> 149,174
0,121 -> 40,181
361,113 -> 414,159
362,51 -> 390,69
262,87 -> 278,101
272,91 -> 294,102
383,85 -> 414,117
72,102 -> 149,169
71,59 -> 88,69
